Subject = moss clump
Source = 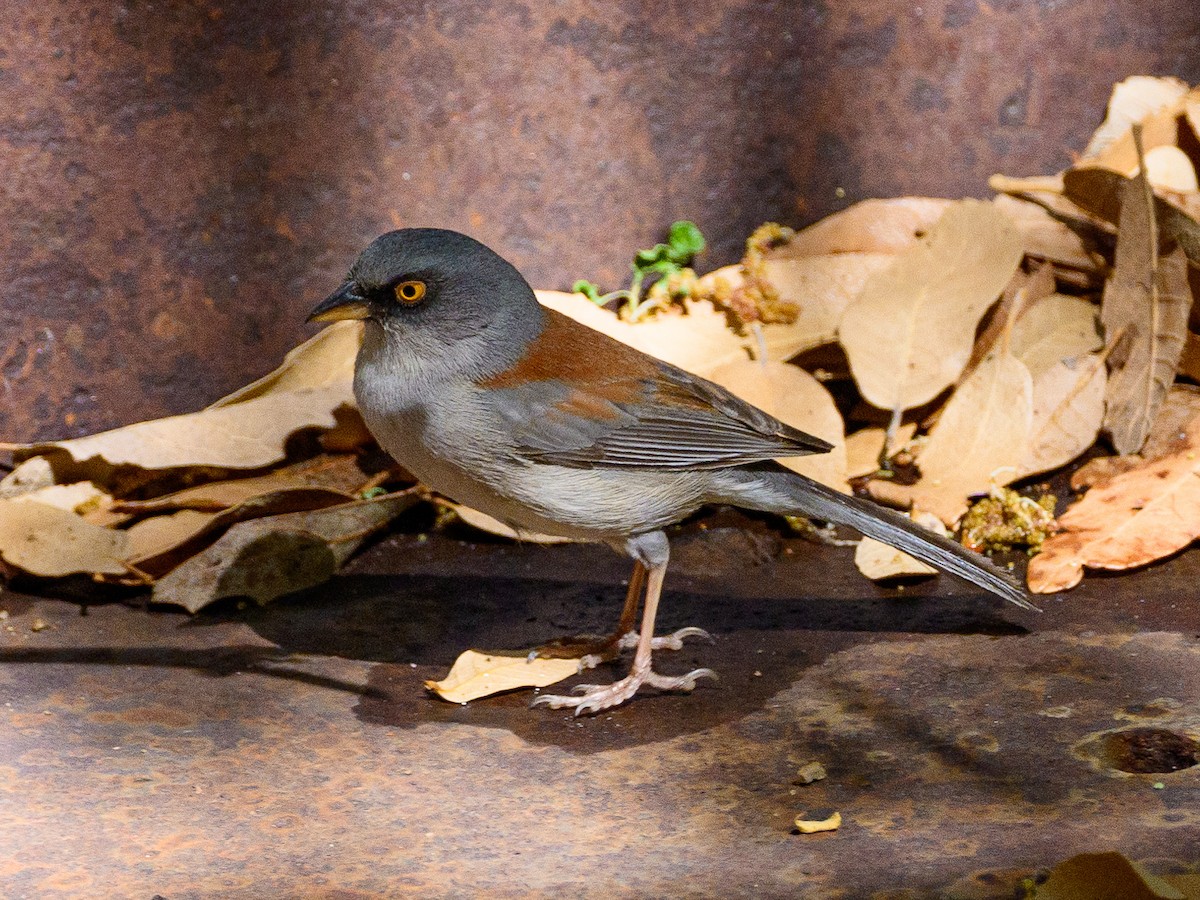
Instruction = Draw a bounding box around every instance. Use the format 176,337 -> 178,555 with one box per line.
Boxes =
960,488 -> 1057,554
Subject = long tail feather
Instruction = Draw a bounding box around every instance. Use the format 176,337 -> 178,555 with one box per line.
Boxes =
733,468 -> 1038,611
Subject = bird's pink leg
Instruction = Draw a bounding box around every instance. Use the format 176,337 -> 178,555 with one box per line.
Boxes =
531,556 -> 716,715
535,562 -> 709,668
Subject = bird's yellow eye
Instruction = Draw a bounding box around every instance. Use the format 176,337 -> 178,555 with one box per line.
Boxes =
394,280 -> 426,304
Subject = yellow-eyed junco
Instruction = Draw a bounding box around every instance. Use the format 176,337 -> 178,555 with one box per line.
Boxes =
309,228 -> 1034,714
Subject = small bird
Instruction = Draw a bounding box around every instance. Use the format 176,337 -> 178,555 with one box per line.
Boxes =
309,228 -> 1035,714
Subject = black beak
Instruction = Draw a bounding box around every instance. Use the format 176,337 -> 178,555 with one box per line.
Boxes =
307,281 -> 371,323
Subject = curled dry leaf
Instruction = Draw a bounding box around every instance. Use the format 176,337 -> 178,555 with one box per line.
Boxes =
1101,156 -> 1193,454
1082,76 -> 1190,159
794,811 -> 842,834
425,650 -> 581,703
0,500 -> 129,577
838,200 -> 1025,413
868,350 -> 1033,526
854,511 -> 943,581
707,359 -> 847,491
151,490 -> 419,612
1027,416 -> 1200,594
208,319 -> 361,408
16,319 -> 366,475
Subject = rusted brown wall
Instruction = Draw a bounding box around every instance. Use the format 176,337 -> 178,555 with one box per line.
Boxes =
1,0 -> 1197,441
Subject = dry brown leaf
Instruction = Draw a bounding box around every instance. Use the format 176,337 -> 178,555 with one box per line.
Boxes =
1018,354 -> 1107,479
151,491 -> 419,612
991,194 -> 1098,272
1101,145 -> 1193,454
772,197 -> 952,257
707,359 -> 847,491
425,650 -> 580,703
854,511 -> 943,580
1037,851 -> 1193,900
1082,76 -> 1190,160
0,500 -> 129,577
22,386 -> 353,474
1069,385 -> 1200,491
838,200 -> 1024,413
1179,331 -> 1200,382
869,350 -> 1033,526
1010,294 -> 1102,379
1027,417 -> 1200,593
844,423 -> 918,479
12,319 -> 364,478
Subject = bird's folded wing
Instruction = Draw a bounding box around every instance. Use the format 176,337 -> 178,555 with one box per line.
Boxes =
479,310 -> 832,470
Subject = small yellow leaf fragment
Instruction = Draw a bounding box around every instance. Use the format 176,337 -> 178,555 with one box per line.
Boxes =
794,811 -> 842,834
425,650 -> 581,703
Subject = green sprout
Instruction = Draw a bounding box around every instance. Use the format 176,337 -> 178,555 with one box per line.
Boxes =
575,221 -> 706,321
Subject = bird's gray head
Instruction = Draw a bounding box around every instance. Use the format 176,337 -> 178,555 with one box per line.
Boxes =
308,229 -> 545,376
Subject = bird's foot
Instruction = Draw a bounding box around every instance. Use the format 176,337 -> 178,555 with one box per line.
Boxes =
531,660 -> 717,715
536,626 -> 712,671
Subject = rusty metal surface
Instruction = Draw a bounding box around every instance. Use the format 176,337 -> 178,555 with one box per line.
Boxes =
2,517 -> 1199,898
0,1 -> 1198,441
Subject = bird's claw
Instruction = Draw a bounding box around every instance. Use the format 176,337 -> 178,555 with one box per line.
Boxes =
617,626 -> 713,652
531,666 -> 718,715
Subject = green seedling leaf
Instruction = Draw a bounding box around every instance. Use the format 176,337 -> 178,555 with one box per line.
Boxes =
572,279 -> 604,304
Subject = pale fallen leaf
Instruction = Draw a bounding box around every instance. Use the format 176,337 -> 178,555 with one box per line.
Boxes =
1101,144 -> 1193,454
794,811 -> 842,834
868,350 -> 1033,526
1010,294 -> 1102,379
1081,84 -> 1189,179
0,500 -> 129,577
0,456 -> 55,499
854,511 -> 943,580
425,649 -> 580,703
839,200 -> 1024,413
8,481 -> 108,514
758,254 -> 893,359
1082,76 -> 1189,159
844,423 -> 917,479
1188,89 -> 1200,143
772,197 -> 952,257
707,359 -> 847,491
1027,418 -> 1200,593
992,194 -> 1098,272
449,503 -> 570,545
1018,353 -> 1107,479
151,491 -> 419,612
1144,145 -> 1199,193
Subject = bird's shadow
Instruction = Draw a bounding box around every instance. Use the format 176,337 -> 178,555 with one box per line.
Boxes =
209,568 -> 1028,753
